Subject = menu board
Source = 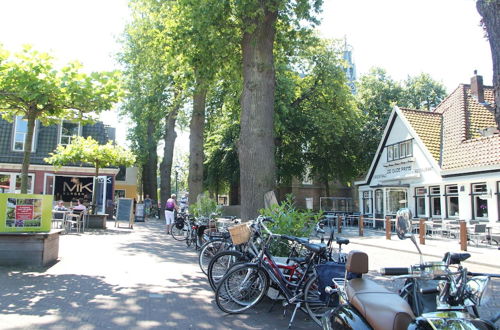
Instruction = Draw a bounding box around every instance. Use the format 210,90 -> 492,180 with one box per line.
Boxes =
0,194 -> 53,232
115,198 -> 134,229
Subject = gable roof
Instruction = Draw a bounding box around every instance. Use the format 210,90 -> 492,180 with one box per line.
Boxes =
399,108 -> 442,163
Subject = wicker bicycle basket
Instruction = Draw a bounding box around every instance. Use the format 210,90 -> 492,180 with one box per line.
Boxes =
228,223 -> 252,245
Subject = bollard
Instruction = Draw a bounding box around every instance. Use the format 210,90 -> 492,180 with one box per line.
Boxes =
460,221 -> 467,251
419,218 -> 426,245
385,216 -> 391,240
338,215 -> 342,234
359,215 -> 364,237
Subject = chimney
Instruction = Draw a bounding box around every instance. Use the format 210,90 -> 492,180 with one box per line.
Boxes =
471,70 -> 485,103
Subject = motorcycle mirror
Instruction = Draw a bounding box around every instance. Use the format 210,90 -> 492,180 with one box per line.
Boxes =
396,208 -> 412,240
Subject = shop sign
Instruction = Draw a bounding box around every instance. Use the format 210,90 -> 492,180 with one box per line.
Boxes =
373,165 -> 433,181
55,177 -> 93,202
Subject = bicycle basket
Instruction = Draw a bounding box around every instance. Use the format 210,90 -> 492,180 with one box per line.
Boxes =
228,223 -> 251,245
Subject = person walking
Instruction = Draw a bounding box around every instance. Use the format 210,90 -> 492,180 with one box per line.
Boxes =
165,194 -> 178,234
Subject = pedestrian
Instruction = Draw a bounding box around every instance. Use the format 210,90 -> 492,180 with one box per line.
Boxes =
165,194 -> 178,234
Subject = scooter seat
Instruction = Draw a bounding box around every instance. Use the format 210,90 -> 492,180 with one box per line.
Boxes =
346,278 -> 415,330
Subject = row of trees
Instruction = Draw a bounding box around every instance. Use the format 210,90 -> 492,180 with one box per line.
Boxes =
119,0 -> 452,220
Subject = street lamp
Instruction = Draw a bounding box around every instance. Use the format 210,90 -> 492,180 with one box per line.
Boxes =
174,165 -> 180,196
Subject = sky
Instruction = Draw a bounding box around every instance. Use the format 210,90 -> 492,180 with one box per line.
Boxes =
0,0 -> 493,146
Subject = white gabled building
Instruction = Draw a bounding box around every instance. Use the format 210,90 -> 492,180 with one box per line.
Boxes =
355,74 -> 500,225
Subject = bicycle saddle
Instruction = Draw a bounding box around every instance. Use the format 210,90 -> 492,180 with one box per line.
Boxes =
336,237 -> 350,245
281,235 -> 309,244
303,242 -> 327,254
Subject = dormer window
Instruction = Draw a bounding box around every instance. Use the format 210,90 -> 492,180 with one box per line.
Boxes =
12,115 -> 37,152
59,121 -> 81,146
386,139 -> 413,162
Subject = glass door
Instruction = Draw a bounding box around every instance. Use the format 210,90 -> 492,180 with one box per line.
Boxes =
44,173 -> 55,196
93,176 -> 108,214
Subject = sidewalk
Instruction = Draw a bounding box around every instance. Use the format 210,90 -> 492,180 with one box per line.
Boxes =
0,220 -> 313,330
0,220 -> 497,329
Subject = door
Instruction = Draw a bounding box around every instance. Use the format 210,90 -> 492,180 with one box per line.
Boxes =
44,173 -> 55,196
94,176 -> 108,214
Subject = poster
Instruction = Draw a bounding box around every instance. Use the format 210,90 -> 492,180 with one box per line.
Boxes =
0,194 -> 52,232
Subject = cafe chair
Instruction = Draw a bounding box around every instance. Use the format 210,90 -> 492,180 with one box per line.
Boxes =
64,209 -> 85,233
51,210 -> 67,229
468,224 -> 487,247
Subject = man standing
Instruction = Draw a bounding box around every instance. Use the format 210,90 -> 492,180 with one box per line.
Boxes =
165,194 -> 178,234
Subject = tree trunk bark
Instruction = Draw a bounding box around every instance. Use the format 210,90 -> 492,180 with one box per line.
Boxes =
229,179 -> 240,205
142,119 -> 158,200
188,75 -> 207,204
477,0 -> 500,128
324,179 -> 330,197
20,114 -> 36,194
239,7 -> 278,221
160,105 -> 179,220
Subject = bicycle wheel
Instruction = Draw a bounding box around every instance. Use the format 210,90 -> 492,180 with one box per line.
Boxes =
207,250 -> 246,291
215,264 -> 269,314
304,273 -> 330,326
171,222 -> 187,241
198,240 -> 230,275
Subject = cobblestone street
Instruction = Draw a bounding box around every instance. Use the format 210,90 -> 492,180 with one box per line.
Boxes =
0,220 -> 498,329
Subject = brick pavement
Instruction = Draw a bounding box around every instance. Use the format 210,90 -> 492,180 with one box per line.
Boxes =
0,220 -> 498,329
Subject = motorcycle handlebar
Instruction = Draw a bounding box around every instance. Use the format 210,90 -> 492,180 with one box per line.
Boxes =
380,267 -> 410,275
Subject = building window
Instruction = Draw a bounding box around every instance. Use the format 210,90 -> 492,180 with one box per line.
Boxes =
12,116 -> 36,152
115,189 -> 126,199
362,191 -> 372,215
375,189 -> 384,218
386,189 -> 407,215
445,185 -> 459,218
415,187 -> 426,217
59,121 -> 81,146
471,183 -> 488,220
429,186 -> 441,217
0,174 -> 11,193
386,139 -> 413,162
15,174 -> 34,194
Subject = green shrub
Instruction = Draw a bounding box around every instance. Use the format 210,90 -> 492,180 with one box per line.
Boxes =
190,192 -> 221,218
260,194 -> 322,256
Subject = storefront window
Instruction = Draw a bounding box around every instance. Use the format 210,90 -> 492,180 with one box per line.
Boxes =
429,186 -> 441,216
15,174 -> 34,194
471,183 -> 488,220
415,187 -> 426,217
387,189 -> 407,215
375,189 -> 383,218
362,191 -> 372,215
445,185 -> 459,218
0,174 -> 11,193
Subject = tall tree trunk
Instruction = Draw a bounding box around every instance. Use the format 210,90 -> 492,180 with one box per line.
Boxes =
477,0 -> 500,128
20,113 -> 36,194
323,179 -> 330,197
239,7 -> 278,221
160,105 -> 179,220
229,179 -> 240,205
188,75 -> 207,203
142,119 -> 158,200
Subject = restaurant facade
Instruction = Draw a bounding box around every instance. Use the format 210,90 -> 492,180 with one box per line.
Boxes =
0,117 -> 120,214
355,74 -> 500,225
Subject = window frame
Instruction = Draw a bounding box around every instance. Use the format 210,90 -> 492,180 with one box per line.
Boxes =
58,120 -> 82,146
386,188 -> 408,215
444,184 -> 459,218
386,139 -> 413,162
12,115 -> 37,152
362,191 -> 372,215
414,187 -> 426,217
428,186 -> 442,217
470,182 -> 488,221
15,173 -> 35,194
